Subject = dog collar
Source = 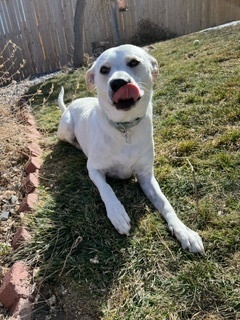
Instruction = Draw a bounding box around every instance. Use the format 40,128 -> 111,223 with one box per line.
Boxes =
107,116 -> 143,143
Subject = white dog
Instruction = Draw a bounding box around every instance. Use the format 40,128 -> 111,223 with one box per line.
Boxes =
57,44 -> 204,253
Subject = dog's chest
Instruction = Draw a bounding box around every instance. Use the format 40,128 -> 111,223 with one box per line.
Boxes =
105,144 -> 138,178
107,163 -> 133,179
103,140 -> 151,179
86,113 -> 153,178
91,138 -> 143,179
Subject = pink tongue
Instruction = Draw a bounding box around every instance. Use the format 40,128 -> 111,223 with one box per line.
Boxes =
113,83 -> 140,103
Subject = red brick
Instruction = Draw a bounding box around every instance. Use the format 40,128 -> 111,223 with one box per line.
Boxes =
25,156 -> 42,174
26,143 -> 41,157
18,193 -> 38,213
0,261 -> 31,309
10,297 -> 32,320
22,172 -> 39,194
28,126 -> 40,140
12,227 -> 32,250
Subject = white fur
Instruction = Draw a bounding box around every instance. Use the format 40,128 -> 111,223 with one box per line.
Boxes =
57,44 -> 204,253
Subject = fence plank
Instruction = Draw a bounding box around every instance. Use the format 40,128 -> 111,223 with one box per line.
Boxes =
63,0 -> 76,61
0,0 -> 23,80
22,0 -> 43,75
0,2 -> 6,36
1,0 -> 11,36
48,0 -> 66,68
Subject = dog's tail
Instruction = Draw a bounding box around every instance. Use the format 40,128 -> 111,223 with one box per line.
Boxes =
58,86 -> 67,113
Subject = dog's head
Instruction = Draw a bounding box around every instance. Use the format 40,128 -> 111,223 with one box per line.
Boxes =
86,45 -> 158,121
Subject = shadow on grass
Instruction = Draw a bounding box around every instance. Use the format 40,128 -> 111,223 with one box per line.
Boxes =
32,140 -> 151,319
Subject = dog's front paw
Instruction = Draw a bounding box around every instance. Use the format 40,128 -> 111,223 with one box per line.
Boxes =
168,220 -> 204,254
107,203 -> 131,235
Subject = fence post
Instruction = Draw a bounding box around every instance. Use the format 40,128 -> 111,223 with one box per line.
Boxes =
110,0 -> 121,44
73,0 -> 86,67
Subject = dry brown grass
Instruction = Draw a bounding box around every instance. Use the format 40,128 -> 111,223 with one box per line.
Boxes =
0,102 -> 29,277
0,103 -> 29,193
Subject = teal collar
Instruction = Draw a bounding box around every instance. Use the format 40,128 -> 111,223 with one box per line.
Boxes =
107,116 -> 143,143
108,116 -> 143,132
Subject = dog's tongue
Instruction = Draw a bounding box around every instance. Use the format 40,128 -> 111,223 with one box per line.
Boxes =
113,83 -> 140,103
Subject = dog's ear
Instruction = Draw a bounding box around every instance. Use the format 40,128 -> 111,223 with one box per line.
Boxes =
86,63 -> 96,92
149,55 -> 159,83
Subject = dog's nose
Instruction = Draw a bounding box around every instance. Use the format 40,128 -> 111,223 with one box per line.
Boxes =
110,79 -> 129,93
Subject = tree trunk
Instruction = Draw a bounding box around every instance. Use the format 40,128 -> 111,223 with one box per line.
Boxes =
73,0 -> 86,67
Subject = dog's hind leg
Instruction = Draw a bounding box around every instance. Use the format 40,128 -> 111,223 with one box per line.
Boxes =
57,112 -> 81,149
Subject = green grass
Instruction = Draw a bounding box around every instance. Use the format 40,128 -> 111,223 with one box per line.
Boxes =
18,25 -> 240,319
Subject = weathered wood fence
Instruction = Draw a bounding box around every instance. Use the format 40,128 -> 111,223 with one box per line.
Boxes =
0,0 -> 240,82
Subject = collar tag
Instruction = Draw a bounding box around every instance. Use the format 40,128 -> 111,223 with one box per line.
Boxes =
107,116 -> 143,144
124,130 -> 132,144
116,123 -> 132,143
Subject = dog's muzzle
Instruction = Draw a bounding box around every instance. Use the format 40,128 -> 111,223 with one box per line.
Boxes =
110,79 -> 141,111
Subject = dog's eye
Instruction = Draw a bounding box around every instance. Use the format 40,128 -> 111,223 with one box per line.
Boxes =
128,59 -> 140,67
100,66 -> 110,74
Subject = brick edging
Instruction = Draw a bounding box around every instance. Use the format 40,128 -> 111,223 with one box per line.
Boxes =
0,110 -> 42,319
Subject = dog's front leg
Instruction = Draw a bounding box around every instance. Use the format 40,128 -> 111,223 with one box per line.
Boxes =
137,172 -> 204,254
88,168 -> 131,235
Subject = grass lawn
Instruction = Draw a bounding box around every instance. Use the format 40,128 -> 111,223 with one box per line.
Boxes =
18,24 -> 240,319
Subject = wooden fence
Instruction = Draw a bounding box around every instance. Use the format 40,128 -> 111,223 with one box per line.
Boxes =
0,0 -> 240,82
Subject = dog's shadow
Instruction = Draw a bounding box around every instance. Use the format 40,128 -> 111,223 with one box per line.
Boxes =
35,140 -> 152,319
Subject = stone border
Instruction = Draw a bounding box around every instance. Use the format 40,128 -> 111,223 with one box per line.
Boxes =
0,110 -> 41,319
